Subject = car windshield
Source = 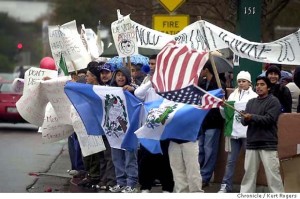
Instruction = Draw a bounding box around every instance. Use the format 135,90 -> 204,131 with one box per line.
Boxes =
0,82 -> 13,92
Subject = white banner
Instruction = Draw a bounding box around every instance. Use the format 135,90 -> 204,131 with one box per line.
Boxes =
111,15 -> 138,57
40,76 -> 73,125
41,103 -> 74,143
123,18 -> 300,65
16,67 -> 58,126
48,20 -> 91,72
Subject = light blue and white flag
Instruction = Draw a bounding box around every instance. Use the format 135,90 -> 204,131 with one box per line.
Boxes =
64,82 -> 142,150
135,98 -> 210,154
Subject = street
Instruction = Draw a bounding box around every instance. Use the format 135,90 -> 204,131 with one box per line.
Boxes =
0,123 -> 66,193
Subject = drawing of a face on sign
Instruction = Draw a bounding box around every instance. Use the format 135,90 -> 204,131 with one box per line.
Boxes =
119,39 -> 135,55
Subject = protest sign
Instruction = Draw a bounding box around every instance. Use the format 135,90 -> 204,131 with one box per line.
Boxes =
48,20 -> 91,72
111,15 -> 138,57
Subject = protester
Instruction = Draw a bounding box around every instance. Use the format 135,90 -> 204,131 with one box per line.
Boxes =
284,76 -> 300,113
293,66 -> 300,112
266,65 -> 292,113
77,62 -> 102,189
218,71 -> 257,193
197,60 -> 226,187
67,69 -> 87,178
109,67 -> 139,193
131,63 -> 145,86
240,76 -> 284,193
97,62 -> 117,191
134,54 -> 174,193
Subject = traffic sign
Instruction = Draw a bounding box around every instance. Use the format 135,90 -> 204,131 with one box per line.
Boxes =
158,0 -> 185,13
153,15 -> 189,35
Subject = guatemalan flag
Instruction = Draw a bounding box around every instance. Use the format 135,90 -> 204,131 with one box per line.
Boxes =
152,41 -> 209,105
134,89 -> 222,154
64,82 -> 142,150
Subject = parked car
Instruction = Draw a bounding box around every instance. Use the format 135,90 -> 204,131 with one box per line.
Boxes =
0,79 -> 26,123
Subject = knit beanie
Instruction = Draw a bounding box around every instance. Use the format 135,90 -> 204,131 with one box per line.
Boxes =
237,71 -> 251,82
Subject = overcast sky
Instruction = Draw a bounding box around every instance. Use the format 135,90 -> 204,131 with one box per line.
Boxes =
0,0 -> 51,22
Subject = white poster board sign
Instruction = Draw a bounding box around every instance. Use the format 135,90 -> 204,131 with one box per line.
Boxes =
111,15 -> 138,57
48,20 -> 91,72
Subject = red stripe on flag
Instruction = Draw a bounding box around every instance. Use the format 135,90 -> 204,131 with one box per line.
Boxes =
154,42 -> 174,92
189,52 -> 206,86
167,45 -> 189,91
174,49 -> 193,90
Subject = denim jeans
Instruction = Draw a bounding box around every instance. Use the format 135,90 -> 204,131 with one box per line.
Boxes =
111,148 -> 138,187
198,128 -> 221,183
68,133 -> 84,171
221,138 -> 246,191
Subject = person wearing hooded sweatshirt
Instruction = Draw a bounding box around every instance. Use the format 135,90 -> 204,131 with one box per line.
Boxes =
108,67 -> 139,193
266,65 -> 292,113
218,71 -> 258,193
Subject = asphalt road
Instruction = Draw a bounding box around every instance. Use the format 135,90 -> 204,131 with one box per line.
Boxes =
0,123 -> 66,193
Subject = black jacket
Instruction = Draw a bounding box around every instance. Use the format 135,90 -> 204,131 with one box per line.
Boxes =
198,77 -> 226,130
269,83 -> 292,113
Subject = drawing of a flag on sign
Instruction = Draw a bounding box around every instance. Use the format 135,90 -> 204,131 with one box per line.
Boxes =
64,82 -> 142,150
152,41 -> 209,104
134,98 -> 210,154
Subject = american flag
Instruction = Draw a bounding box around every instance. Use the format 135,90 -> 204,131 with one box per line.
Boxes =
194,85 -> 224,109
152,41 -> 223,105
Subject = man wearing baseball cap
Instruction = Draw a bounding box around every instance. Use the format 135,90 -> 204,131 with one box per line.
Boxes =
99,63 -> 114,86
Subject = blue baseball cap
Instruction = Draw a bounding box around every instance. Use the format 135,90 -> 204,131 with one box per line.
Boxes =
100,63 -> 114,72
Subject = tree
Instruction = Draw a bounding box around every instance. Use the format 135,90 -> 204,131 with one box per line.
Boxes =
49,0 -> 297,44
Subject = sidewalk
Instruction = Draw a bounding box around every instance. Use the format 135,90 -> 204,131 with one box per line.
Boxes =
26,143 -> 268,193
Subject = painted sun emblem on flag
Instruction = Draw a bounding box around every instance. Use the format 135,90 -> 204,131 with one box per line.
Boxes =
145,104 -> 178,129
104,94 -> 128,138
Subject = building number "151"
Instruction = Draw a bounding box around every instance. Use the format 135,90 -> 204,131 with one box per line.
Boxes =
244,7 -> 256,15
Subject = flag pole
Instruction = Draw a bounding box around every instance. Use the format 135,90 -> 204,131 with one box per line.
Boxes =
194,85 -> 246,117
198,16 -> 222,89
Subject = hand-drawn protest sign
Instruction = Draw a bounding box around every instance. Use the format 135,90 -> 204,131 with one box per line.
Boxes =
48,20 -> 91,73
81,24 -> 103,60
70,106 -> 106,157
111,15 -> 138,57
41,103 -> 74,143
16,67 -> 58,126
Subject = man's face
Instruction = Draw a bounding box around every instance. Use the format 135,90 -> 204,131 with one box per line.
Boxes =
149,59 -> 156,76
100,70 -> 112,84
267,72 -> 279,84
131,66 -> 142,78
85,71 -> 97,84
256,79 -> 269,98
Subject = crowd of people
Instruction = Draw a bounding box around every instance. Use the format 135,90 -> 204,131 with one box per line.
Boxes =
65,54 -> 298,193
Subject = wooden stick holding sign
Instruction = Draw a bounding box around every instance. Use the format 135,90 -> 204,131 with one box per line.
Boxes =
198,16 -> 222,89
209,53 -> 222,89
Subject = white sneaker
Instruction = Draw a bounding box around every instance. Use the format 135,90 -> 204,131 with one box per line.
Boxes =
141,189 -> 150,193
121,186 -> 138,193
109,184 -> 125,193
218,184 -> 228,193
68,170 -> 79,176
